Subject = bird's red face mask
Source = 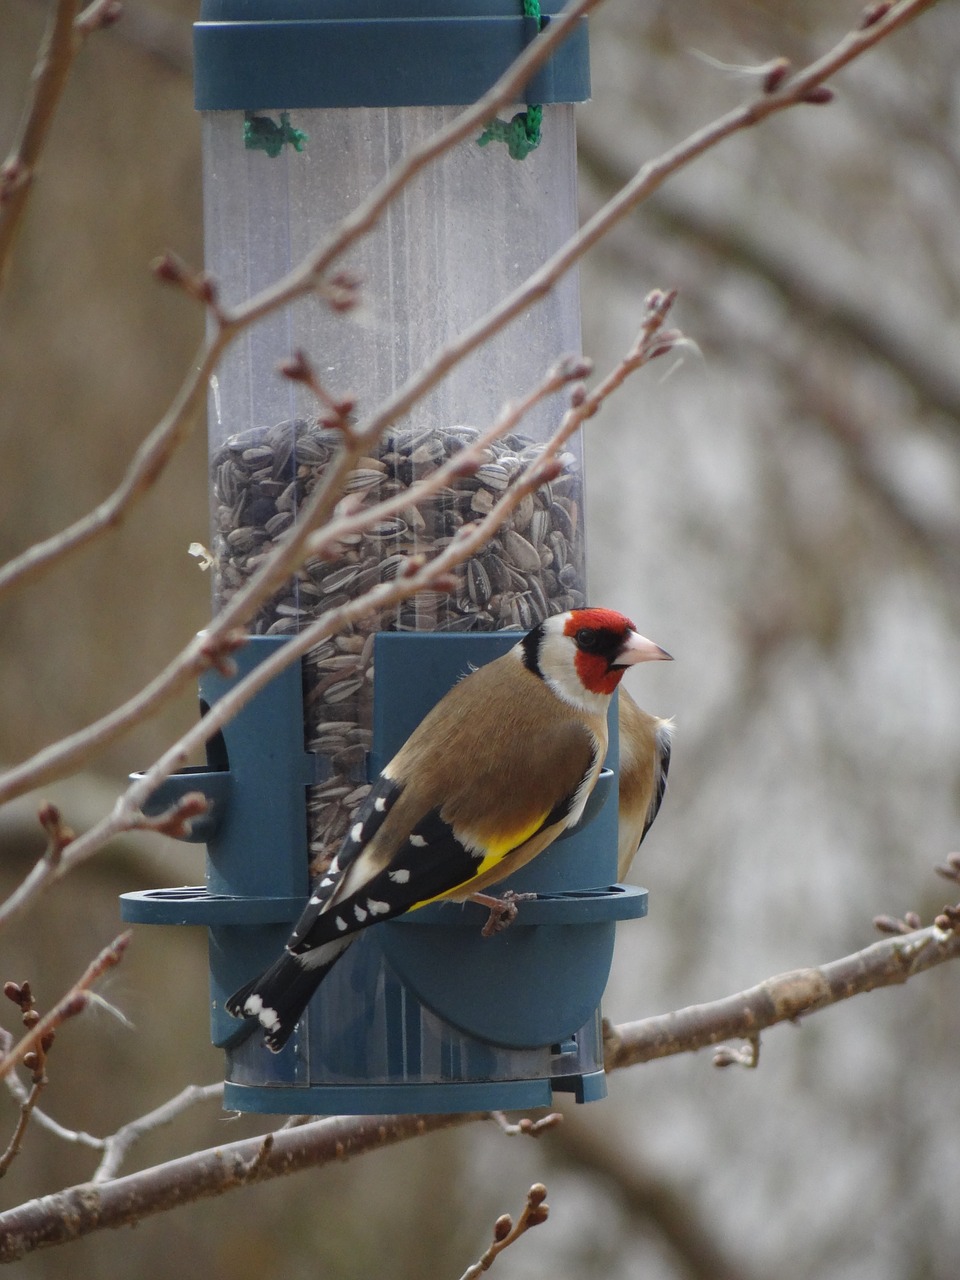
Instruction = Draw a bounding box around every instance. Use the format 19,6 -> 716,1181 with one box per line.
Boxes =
565,608 -> 672,697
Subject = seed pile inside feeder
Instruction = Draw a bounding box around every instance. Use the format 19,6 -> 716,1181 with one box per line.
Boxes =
210,417 -> 585,871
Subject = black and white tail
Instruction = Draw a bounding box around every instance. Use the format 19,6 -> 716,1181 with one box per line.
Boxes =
225,938 -> 353,1053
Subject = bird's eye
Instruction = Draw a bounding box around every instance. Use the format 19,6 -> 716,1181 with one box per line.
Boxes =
576,628 -> 600,651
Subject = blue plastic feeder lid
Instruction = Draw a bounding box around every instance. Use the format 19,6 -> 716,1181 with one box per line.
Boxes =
194,0 -> 591,110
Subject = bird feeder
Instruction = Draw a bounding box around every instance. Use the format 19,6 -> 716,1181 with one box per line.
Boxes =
121,0 -> 649,1114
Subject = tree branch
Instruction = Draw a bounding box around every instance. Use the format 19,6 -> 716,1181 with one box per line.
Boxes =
578,138 -> 960,426
458,1183 -> 549,1280
602,916 -> 960,1072
0,933 -> 130,1081
92,1083 -> 224,1183
0,296 -> 682,927
0,1111 -> 479,1262
0,0 -> 119,287
0,1078 -> 44,1180
0,894 -> 958,1258
0,0 -> 80,287
0,0 -> 601,606
0,0 -> 933,814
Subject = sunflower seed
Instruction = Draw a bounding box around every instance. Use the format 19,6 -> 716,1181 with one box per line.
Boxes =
501,529 -> 541,573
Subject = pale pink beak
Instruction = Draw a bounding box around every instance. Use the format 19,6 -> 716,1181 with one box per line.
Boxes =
615,631 -> 673,666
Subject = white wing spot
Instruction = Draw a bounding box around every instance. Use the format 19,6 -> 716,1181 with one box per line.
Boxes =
335,916 -> 348,931
262,1009 -> 280,1031
409,834 -> 427,848
353,904 -> 368,922
243,994 -> 263,1016
350,822 -> 364,842
375,796 -> 387,812
389,868 -> 411,884
367,899 -> 390,915
252,1002 -> 280,1031
309,893 -> 322,905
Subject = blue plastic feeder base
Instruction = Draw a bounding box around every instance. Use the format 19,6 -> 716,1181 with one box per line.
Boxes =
121,633 -> 650,1115
223,1074 -> 607,1117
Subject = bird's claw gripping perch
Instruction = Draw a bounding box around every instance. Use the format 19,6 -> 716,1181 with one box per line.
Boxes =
473,890 -> 539,937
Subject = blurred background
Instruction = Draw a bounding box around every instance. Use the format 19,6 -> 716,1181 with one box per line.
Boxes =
2,1 -> 960,1277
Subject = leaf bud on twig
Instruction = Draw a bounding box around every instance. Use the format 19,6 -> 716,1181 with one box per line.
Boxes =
151,250 -> 188,286
859,2 -> 893,29
278,350 -> 314,383
800,86 -> 835,105
762,57 -> 792,93
493,1215 -> 513,1242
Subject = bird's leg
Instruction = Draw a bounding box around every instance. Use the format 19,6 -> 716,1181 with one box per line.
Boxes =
471,889 -> 538,937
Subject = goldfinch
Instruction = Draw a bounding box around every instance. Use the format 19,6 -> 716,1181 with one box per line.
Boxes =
227,607 -> 671,1051
617,687 -> 673,880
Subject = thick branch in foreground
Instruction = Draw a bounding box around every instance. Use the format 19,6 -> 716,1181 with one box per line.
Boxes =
602,920 -> 960,1070
0,910 -> 958,1259
0,1112 -> 478,1261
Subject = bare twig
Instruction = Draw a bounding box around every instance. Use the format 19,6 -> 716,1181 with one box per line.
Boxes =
0,1079 -> 45,1178
3,1069 -> 103,1153
459,1184 -> 550,1280
0,0 -> 931,827
0,0 -> 600,607
344,0 -> 936,460
489,1111 -> 563,1138
127,792 -> 210,841
0,0 -> 79,285
0,971 -> 78,1175
1,1070 -> 223,1180
0,933 -> 130,1081
602,909 -> 960,1072
93,1083 -> 224,1183
0,0 -> 120,285
0,308 -> 675,927
0,984 -> 57,1176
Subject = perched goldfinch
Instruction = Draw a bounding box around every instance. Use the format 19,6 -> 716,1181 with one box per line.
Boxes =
617,687 -> 673,880
227,607 -> 671,1051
